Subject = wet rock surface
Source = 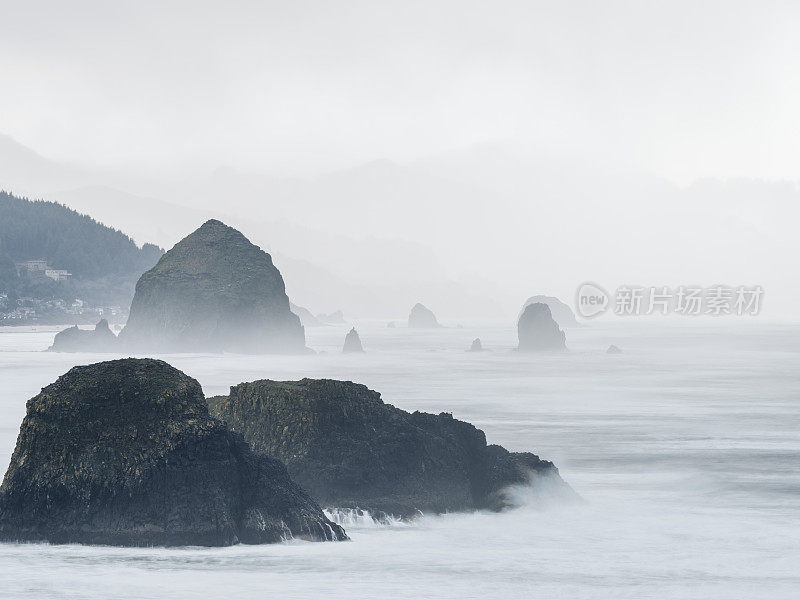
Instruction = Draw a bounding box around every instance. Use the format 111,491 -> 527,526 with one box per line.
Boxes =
0,359 -> 345,546
209,378 -> 569,518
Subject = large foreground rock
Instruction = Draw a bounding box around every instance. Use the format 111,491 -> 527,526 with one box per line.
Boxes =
48,319 -> 117,352
0,359 -> 345,546
209,379 -> 570,518
120,220 -> 306,353
517,302 -> 567,351
408,303 -> 440,328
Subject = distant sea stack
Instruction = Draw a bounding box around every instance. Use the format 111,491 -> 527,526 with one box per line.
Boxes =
120,220 -> 306,353
517,303 -> 567,351
0,359 -> 345,547
607,344 -> 623,354
317,310 -> 345,325
290,302 -> 323,328
520,295 -> 580,328
408,303 -> 440,328
48,319 -> 117,352
468,338 -> 483,352
208,379 -> 571,518
342,328 -> 364,353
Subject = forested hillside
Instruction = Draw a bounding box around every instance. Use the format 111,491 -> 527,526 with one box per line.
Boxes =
0,191 -> 163,304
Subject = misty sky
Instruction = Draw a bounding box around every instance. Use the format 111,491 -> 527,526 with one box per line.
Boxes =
2,1 -> 799,182
1,1 -> 799,319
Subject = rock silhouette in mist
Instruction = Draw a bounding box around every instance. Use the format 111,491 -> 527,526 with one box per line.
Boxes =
520,295 -> 580,328
468,338 -> 483,352
408,303 -> 440,328
48,319 -> 117,352
342,328 -> 364,353
607,345 -> 623,354
317,310 -> 345,325
290,302 -> 323,327
517,303 -> 567,351
0,359 -> 345,547
208,379 -> 571,518
119,219 -> 306,353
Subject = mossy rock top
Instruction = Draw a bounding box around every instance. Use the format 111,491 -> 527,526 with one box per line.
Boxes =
0,359 -> 345,546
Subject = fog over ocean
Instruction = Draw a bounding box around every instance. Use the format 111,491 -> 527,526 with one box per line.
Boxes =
1,321 -> 798,599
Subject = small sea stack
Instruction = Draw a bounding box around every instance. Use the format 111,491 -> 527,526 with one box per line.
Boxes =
48,319 -> 117,352
607,345 -> 623,354
468,338 -> 483,352
519,295 -> 580,328
342,327 -> 364,353
408,303 -> 440,328
517,303 -> 567,351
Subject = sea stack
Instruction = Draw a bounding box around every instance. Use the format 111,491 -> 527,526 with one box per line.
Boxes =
517,303 -> 567,351
520,295 -> 580,328
342,328 -> 364,353
607,345 -> 623,354
119,220 -> 306,353
408,303 -> 440,328
0,359 -> 345,547
468,338 -> 483,352
208,379 -> 572,518
48,319 -> 117,352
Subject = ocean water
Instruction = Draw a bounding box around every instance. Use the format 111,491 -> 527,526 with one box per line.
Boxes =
0,321 -> 798,599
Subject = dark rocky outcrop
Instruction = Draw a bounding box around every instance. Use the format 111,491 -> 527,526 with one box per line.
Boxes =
520,295 -> 580,328
408,303 -> 440,328
0,359 -> 345,546
342,328 -> 364,353
209,379 -> 570,518
48,319 -> 117,352
607,344 -> 623,354
468,338 -> 483,352
119,220 -> 306,353
517,303 -> 567,351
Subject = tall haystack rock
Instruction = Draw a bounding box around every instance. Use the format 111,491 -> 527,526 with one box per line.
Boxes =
48,319 -> 117,352
120,220 -> 306,353
209,379 -> 572,518
342,328 -> 364,353
520,295 -> 580,328
408,303 -> 440,328
517,302 -> 567,351
0,359 -> 345,547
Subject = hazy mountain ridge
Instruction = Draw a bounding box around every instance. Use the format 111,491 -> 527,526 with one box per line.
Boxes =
0,191 -> 163,305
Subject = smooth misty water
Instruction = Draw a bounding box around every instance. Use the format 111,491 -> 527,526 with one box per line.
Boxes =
0,321 -> 798,599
